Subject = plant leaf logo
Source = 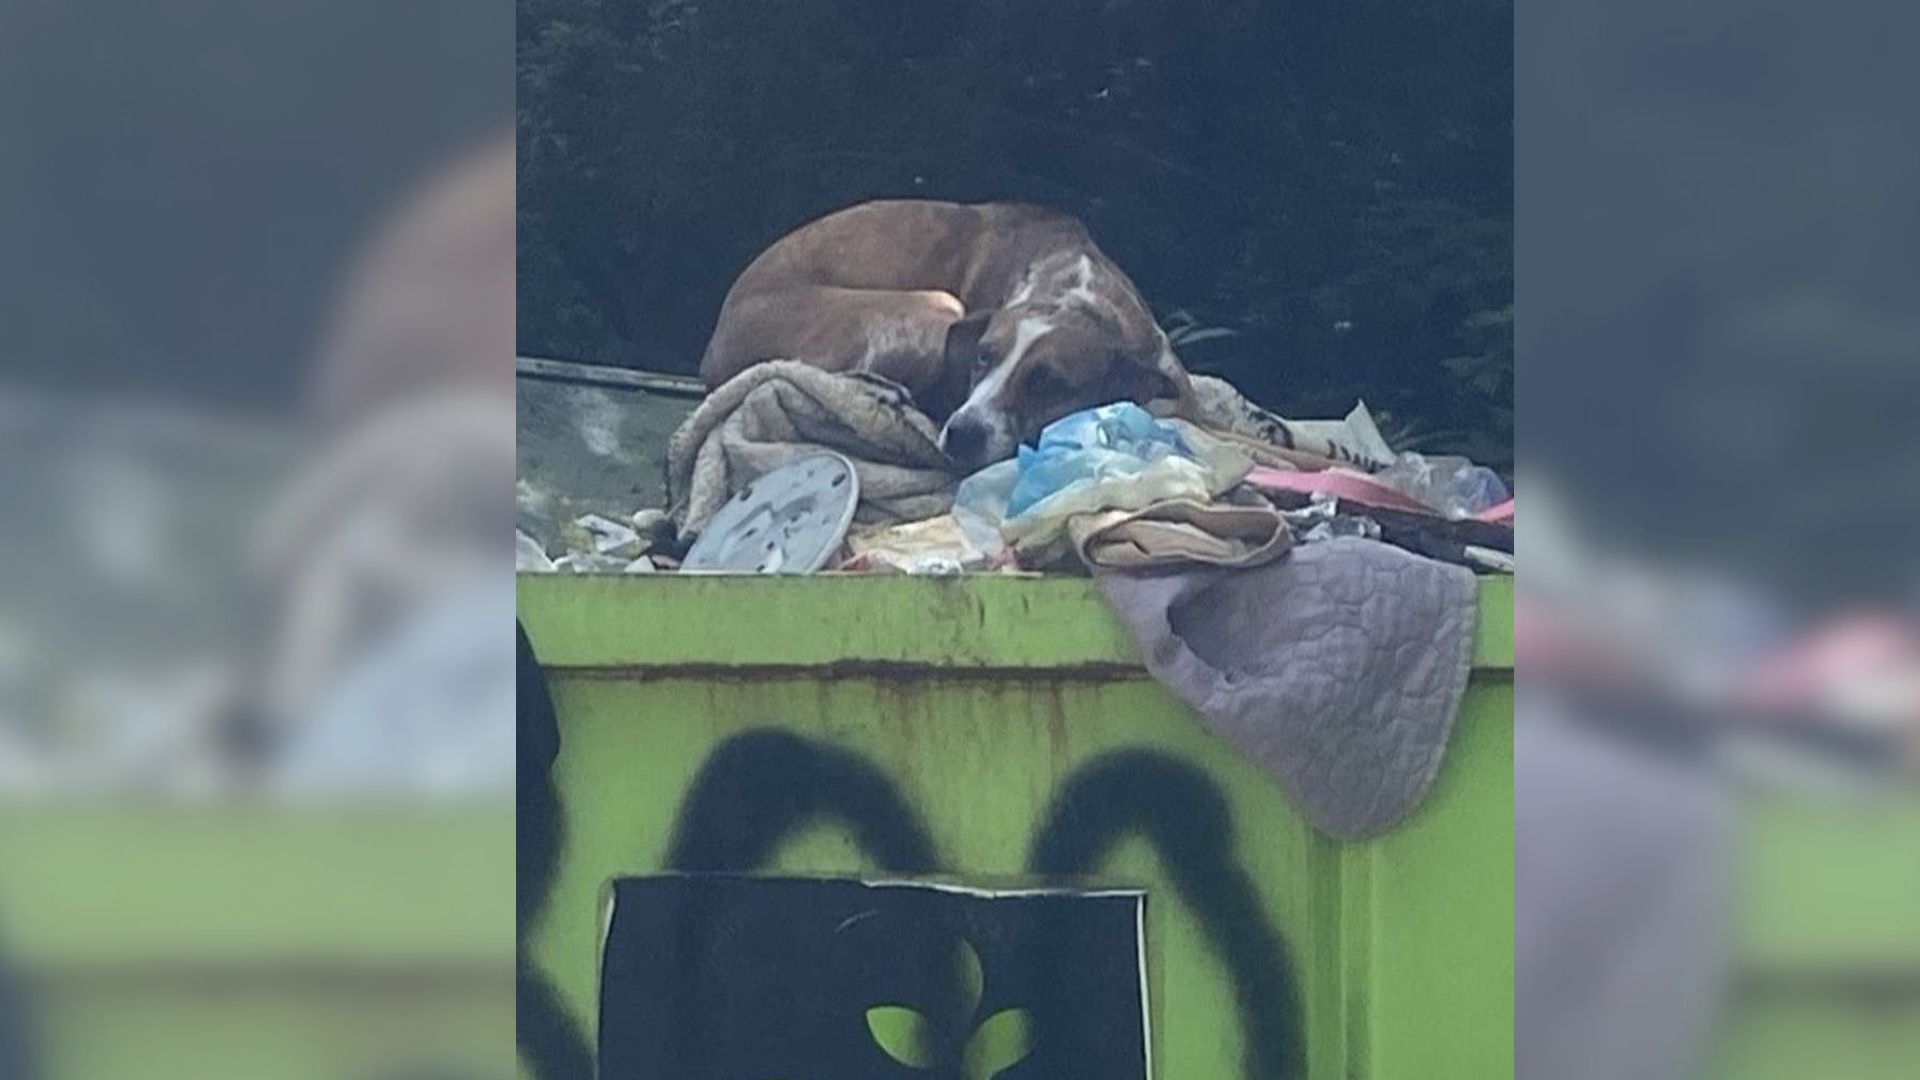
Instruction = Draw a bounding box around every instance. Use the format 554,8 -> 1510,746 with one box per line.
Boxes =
864,938 -> 1034,1079
960,1006 -> 1032,1079
865,1005 -> 937,1069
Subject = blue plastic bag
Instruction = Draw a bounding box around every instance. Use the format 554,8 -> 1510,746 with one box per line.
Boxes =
1004,403 -> 1194,516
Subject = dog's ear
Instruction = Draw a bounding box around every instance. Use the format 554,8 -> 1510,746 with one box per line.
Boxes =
942,310 -> 993,374
921,310 -> 993,422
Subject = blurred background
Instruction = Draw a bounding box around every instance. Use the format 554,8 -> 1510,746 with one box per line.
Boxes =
1519,0 -> 1920,1077
0,4 -> 513,1080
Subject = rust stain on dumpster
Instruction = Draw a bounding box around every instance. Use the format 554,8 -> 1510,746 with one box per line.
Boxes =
560,660 -> 1152,684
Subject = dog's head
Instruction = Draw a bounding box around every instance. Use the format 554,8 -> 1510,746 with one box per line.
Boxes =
937,302 -> 1196,472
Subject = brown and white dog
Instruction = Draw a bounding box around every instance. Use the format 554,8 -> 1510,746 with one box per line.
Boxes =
700,199 -> 1198,472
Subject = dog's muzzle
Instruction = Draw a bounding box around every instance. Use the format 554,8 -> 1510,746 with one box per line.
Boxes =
939,410 -> 1014,474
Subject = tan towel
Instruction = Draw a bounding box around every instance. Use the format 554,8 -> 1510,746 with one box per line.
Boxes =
666,361 -> 955,535
1069,499 -> 1293,570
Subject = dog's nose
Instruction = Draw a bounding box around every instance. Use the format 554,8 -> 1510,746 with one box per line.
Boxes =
941,417 -> 990,471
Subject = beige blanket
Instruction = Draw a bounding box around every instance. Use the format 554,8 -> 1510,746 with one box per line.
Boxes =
666,361 -> 956,535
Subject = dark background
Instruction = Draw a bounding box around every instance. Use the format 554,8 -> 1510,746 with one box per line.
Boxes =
516,0 -> 1514,470
1518,0 -> 1920,608
0,1 -> 511,411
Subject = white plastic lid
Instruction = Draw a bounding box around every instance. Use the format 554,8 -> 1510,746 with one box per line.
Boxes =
681,452 -> 860,573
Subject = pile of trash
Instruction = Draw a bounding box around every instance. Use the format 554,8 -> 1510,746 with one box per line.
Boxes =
1520,479 -> 1920,784
517,510 -> 679,574
517,376 -> 1513,579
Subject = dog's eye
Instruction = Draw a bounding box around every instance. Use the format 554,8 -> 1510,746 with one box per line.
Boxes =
972,350 -> 995,375
1026,366 -> 1066,397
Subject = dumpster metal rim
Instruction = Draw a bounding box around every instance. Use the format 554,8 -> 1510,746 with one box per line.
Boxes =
516,572 -> 1514,673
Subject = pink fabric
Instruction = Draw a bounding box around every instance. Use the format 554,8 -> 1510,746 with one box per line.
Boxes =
1476,498 -> 1515,524
1244,465 -> 1439,515
1736,615 -> 1920,710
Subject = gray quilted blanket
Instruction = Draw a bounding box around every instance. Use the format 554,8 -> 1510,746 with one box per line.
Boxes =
1097,537 -> 1479,838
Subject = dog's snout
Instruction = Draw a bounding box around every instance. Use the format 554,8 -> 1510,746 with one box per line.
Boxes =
941,416 -> 990,469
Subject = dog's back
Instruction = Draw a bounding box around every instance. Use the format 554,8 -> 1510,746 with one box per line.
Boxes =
721,200 -> 1083,301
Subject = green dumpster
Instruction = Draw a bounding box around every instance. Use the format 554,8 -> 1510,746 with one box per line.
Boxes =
1716,792 -> 1920,1080
517,573 -> 1514,1079
0,807 -> 515,1080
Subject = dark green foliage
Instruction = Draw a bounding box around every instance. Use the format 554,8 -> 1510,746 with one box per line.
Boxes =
518,0 -> 1512,468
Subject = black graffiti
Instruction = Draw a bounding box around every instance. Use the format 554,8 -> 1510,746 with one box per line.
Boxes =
665,729 -> 941,874
516,622 -> 592,1080
1028,750 -> 1305,1080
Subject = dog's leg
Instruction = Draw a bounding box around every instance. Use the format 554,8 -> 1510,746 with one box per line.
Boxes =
703,286 -> 965,412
